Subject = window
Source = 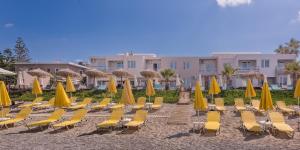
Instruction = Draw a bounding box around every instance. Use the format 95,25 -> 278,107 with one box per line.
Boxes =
206,64 -> 215,73
261,59 -> 269,68
116,61 -> 124,69
55,68 -> 59,72
47,68 -> 51,72
127,60 -> 136,68
170,62 -> 176,69
80,70 -> 83,75
183,62 -> 191,70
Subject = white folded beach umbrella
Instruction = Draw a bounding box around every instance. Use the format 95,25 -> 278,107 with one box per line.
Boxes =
0,68 -> 16,76
287,74 -> 292,86
133,75 -> 138,87
176,74 -> 181,87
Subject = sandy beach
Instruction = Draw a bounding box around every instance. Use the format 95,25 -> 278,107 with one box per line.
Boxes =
0,104 -> 300,150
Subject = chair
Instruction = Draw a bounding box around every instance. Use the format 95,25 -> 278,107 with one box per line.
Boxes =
0,107 -> 32,128
18,97 -> 44,108
52,109 -> 87,129
132,97 -> 146,110
0,107 -> 11,118
91,98 -> 111,110
234,98 -> 246,112
276,101 -> 295,115
34,97 -> 55,109
268,111 -> 294,138
203,111 -> 221,135
26,109 -> 65,129
68,98 -> 92,110
215,98 -> 226,111
240,111 -> 262,134
70,97 -> 78,103
152,97 -> 164,110
110,103 -> 125,111
125,110 -> 148,129
96,108 -> 124,130
251,100 -> 264,113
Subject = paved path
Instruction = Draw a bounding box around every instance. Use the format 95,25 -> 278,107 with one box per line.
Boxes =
177,92 -> 190,105
168,92 -> 192,125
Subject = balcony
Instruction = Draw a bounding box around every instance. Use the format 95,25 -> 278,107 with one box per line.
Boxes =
236,66 -> 259,74
199,68 -> 217,75
276,66 -> 286,74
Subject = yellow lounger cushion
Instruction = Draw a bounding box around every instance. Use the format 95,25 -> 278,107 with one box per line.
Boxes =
272,123 -> 294,132
236,106 -> 246,111
133,105 -> 144,109
0,118 -> 24,125
27,119 -> 57,127
53,120 -> 81,127
92,98 -> 111,110
97,120 -> 119,128
125,121 -> 144,127
243,123 -> 261,132
204,122 -> 220,131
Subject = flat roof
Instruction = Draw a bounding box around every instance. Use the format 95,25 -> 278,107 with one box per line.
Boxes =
15,62 -> 89,69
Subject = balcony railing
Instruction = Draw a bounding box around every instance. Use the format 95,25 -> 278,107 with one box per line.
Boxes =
236,67 -> 259,73
199,68 -> 217,75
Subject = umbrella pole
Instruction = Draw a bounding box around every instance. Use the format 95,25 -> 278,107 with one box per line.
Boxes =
298,97 -> 300,131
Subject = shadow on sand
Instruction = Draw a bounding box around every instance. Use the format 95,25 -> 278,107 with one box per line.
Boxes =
166,131 -> 192,139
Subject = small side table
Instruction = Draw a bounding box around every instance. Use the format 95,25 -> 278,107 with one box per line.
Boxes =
259,120 -> 272,132
208,104 -> 216,111
192,122 -> 204,133
145,103 -> 153,110
245,105 -> 252,110
108,102 -> 116,108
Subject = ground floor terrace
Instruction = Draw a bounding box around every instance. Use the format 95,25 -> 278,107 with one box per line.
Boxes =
1,104 -> 300,150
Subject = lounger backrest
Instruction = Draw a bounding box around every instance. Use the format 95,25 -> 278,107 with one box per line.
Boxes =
100,98 -> 111,105
241,111 -> 256,123
133,110 -> 148,122
251,100 -> 260,108
33,97 -> 44,103
203,98 -> 208,108
207,111 -> 220,122
137,97 -> 146,105
48,109 -> 65,120
215,98 -> 224,106
234,98 -> 244,107
110,109 -> 124,121
154,97 -> 163,105
276,101 -> 286,109
269,112 -> 285,123
48,98 -> 55,105
0,108 -> 10,118
78,98 -> 92,105
70,97 -> 77,103
70,109 -> 87,121
15,107 -> 32,119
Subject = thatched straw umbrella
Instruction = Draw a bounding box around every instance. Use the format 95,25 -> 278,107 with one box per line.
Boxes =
0,68 -> 16,76
56,68 -> 80,77
140,70 -> 159,79
85,69 -> 107,87
112,69 -> 133,87
27,68 -> 53,78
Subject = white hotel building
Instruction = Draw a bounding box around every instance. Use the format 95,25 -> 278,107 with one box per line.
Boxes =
89,52 -> 297,89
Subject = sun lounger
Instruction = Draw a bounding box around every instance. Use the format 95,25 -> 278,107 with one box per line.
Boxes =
96,108 -> 124,130
215,98 -> 226,111
125,110 -> 148,129
110,103 -> 125,111
132,97 -> 146,110
276,101 -> 295,115
68,98 -> 92,110
268,111 -> 294,138
52,109 -> 87,129
240,111 -> 262,134
70,97 -> 78,103
18,97 -> 44,108
0,107 -> 11,118
203,111 -> 221,135
91,98 -> 111,110
152,97 -> 164,110
251,100 -> 264,113
26,109 -> 65,129
234,98 -> 246,112
34,97 -> 55,109
0,107 -> 32,128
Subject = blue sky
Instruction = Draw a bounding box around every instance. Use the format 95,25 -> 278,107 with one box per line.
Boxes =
0,0 -> 300,62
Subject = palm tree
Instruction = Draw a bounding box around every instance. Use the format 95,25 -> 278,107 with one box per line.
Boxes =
274,38 -> 300,56
285,61 -> 300,88
160,69 -> 175,90
222,64 -> 236,89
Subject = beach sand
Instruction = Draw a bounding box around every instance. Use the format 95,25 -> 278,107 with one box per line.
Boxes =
0,104 -> 300,150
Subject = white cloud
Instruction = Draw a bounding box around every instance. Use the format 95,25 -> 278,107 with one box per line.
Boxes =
3,23 -> 14,28
290,11 -> 300,24
216,0 -> 252,8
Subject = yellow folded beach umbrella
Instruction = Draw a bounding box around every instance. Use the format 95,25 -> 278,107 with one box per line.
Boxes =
120,79 -> 135,105
259,80 -> 273,111
294,79 -> 300,107
194,80 -> 206,112
54,82 -> 71,107
146,79 -> 155,102
32,78 -> 42,97
108,76 -> 117,94
245,79 -> 256,99
66,75 -> 76,93
208,76 -> 221,103
0,81 -> 11,107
